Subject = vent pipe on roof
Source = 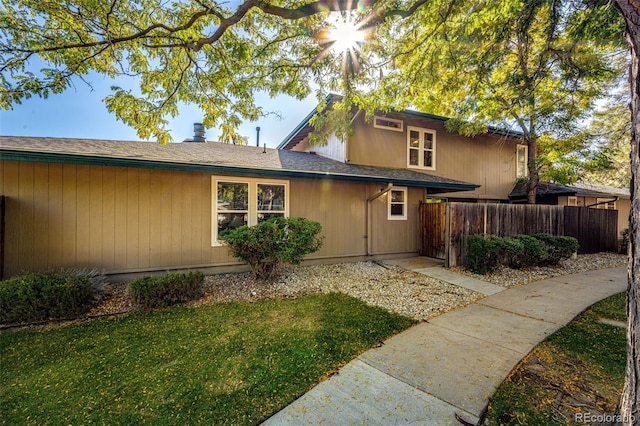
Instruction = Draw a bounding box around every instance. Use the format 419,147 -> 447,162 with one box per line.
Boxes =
193,123 -> 206,142
183,123 -> 207,143
256,126 -> 261,147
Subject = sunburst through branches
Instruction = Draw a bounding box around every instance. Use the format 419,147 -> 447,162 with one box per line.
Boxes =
316,11 -> 369,76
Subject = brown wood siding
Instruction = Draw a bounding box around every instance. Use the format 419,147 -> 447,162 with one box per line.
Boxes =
347,113 -> 519,200
1,161 -> 231,276
289,179 -> 367,258
2,161 -> 422,277
369,186 -> 421,255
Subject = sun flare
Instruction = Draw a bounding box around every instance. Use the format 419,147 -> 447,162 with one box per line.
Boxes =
326,13 -> 364,54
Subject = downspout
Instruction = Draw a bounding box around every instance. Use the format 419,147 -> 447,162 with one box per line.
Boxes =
366,184 -> 393,256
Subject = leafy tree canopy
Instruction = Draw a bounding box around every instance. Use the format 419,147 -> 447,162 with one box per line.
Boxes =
582,89 -> 632,188
2,0 -> 625,147
1,0 -> 371,143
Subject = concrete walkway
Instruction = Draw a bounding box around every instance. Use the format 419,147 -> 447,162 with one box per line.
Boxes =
263,266 -> 627,426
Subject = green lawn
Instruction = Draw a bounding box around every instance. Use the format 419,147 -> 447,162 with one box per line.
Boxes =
1,292 -> 416,425
485,292 -> 627,425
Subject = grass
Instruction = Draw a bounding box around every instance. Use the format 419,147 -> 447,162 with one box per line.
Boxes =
0,292 -> 416,425
485,292 -> 627,425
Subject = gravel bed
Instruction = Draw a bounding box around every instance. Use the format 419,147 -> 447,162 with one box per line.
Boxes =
85,262 -> 480,321
195,262 -> 480,320
78,253 -> 628,326
450,252 -> 627,288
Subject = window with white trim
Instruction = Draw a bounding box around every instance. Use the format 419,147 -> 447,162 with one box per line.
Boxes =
407,127 -> 436,170
596,198 -> 617,210
388,187 -> 408,220
374,116 -> 403,132
567,196 -> 578,206
257,183 -> 287,222
516,145 -> 528,178
213,178 -> 289,245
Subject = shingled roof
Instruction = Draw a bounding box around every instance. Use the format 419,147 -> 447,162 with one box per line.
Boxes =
509,181 -> 630,201
0,136 -> 479,193
278,94 -> 525,151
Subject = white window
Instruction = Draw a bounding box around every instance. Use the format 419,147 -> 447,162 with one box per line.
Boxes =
567,196 -> 578,206
374,116 -> 403,132
516,145 -> 528,178
388,187 -> 408,220
407,127 -> 436,170
213,178 -> 289,245
596,198 -> 617,210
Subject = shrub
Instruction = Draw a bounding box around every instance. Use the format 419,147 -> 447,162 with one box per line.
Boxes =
508,235 -> 546,269
127,271 -> 204,309
0,272 -> 94,324
533,234 -> 579,265
500,236 -> 525,268
466,235 -> 505,275
466,233 -> 578,273
219,217 -> 323,280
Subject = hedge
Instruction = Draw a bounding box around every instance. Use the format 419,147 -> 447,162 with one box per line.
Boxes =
0,272 -> 95,324
127,271 -> 204,309
465,233 -> 578,274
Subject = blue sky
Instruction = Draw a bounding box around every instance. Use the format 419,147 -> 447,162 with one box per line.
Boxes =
0,73 -> 320,148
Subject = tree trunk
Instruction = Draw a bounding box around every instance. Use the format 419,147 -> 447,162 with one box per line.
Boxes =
527,137 -> 538,204
616,1 -> 640,424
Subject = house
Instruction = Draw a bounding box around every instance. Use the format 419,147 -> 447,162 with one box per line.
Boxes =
0,132 -> 478,280
278,96 -> 527,203
509,181 -> 630,238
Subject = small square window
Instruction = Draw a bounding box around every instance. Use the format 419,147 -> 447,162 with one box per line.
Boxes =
388,187 -> 408,220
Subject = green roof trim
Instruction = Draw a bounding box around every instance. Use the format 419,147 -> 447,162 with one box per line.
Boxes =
1,148 -> 480,192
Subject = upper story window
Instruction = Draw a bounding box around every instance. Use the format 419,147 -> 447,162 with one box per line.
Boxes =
516,145 -> 528,178
407,127 -> 436,170
374,116 -> 404,132
388,187 -> 408,220
213,178 -> 289,246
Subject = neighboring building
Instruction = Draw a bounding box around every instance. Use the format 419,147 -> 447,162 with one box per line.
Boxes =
509,181 -> 630,238
278,95 -> 527,203
0,135 -> 477,280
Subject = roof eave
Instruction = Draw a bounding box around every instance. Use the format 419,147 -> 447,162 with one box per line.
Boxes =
1,149 -> 478,192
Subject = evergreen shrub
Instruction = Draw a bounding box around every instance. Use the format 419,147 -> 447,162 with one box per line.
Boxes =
0,272 -> 95,323
219,217 -> 323,280
128,271 -> 204,309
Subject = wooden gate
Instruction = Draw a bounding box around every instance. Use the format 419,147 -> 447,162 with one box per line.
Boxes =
419,201 -> 447,259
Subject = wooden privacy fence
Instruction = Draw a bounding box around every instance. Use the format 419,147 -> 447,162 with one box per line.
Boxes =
419,202 -> 618,267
